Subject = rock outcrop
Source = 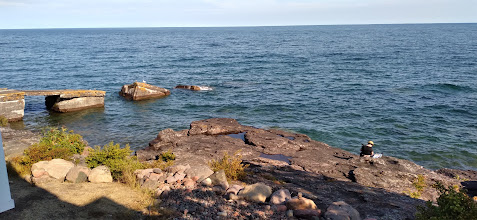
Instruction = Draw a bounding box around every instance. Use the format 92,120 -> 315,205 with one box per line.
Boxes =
136,118 -> 465,219
119,82 -> 170,101
0,126 -> 40,160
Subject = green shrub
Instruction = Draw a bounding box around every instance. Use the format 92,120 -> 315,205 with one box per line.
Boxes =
159,149 -> 176,162
416,182 -> 477,220
208,150 -> 249,181
19,127 -> 86,170
0,115 -> 8,127
86,142 -> 144,180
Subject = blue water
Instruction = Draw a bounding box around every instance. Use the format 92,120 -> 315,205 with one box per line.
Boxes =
1,24 -> 476,170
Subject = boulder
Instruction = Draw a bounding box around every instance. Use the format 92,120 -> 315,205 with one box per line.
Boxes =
119,82 -> 170,101
66,166 -> 91,183
184,165 -> 214,183
88,166 -> 113,183
166,164 -> 190,174
141,179 -> 159,190
183,178 -> 196,189
174,172 -> 186,182
294,209 -> 322,219
32,175 -> 56,184
226,184 -> 244,195
324,201 -> 361,220
32,168 -> 47,178
165,176 -> 177,184
31,159 -> 75,181
238,182 -> 272,203
286,196 -> 317,210
208,170 -> 229,189
270,188 -> 292,205
201,178 -> 212,186
153,168 -> 162,174
135,168 -> 154,180
148,173 -> 163,182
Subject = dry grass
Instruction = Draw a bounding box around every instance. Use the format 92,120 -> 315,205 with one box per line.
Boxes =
41,181 -> 153,210
0,174 -> 179,219
208,150 -> 249,181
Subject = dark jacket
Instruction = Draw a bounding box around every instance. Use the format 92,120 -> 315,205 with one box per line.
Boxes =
360,144 -> 374,157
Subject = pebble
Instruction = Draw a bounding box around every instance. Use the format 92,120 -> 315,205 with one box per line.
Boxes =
153,168 -> 162,174
286,210 -> 294,217
202,178 -> 212,186
275,205 -> 287,212
217,211 -> 227,217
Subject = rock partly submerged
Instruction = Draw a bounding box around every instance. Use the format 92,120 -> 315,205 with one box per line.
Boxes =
174,85 -> 213,91
119,82 -> 170,101
137,118 -> 465,219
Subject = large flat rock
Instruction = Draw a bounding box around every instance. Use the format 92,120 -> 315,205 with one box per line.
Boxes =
119,82 -> 170,101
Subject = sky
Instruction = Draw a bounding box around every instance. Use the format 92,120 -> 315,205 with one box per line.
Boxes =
0,0 -> 476,29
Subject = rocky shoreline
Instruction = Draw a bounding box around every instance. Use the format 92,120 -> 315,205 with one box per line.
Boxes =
136,118 -> 477,219
2,118 -> 477,219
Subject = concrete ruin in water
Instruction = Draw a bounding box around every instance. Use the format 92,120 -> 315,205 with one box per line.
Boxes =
0,88 -> 106,121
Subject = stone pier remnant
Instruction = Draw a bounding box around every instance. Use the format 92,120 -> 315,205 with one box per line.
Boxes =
119,82 -> 170,101
27,90 -> 106,113
0,89 -> 25,122
0,89 -> 106,121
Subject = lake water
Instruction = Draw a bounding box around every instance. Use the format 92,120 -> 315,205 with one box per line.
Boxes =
1,24 -> 476,170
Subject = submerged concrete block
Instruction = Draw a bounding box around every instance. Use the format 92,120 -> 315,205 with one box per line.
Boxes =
50,96 -> 105,113
0,90 -> 25,121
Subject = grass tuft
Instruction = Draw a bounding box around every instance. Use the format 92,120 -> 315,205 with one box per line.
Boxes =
208,150 -> 249,181
0,115 -> 9,127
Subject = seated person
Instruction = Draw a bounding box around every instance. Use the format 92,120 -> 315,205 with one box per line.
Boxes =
360,141 -> 375,157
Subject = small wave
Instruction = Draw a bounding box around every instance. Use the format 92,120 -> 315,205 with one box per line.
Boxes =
424,83 -> 473,93
197,86 -> 213,91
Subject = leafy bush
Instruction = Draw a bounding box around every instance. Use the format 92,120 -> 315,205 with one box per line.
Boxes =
86,142 -> 144,180
0,115 -> 8,127
19,127 -> 86,170
208,150 -> 249,181
416,182 -> 477,220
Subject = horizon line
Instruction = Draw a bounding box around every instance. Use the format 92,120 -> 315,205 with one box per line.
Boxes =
1,22 -> 476,30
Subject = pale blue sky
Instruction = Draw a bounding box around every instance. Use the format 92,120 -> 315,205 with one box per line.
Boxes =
0,0 -> 476,29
